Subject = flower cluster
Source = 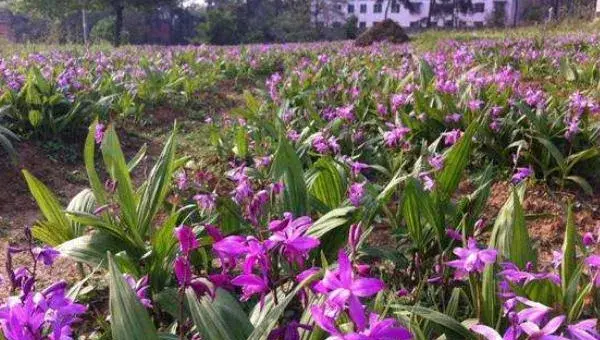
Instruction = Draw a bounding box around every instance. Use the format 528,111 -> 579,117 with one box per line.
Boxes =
0,228 -> 86,340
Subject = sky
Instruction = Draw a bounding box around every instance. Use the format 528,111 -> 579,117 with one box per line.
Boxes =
183,0 -> 206,6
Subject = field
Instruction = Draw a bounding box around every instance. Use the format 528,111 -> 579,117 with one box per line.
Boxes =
2,23 -> 600,339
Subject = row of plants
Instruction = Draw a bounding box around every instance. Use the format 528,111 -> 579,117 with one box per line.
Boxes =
3,33 -> 600,339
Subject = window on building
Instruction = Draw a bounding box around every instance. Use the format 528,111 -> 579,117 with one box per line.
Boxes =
445,20 -> 454,27
337,4 -> 342,11
374,3 -> 383,13
409,2 -> 422,14
359,21 -> 367,28
473,3 -> 485,13
348,4 -> 355,13
391,3 -> 400,13
458,20 -> 467,27
360,4 -> 367,13
493,2 -> 506,13
474,21 -> 484,27
409,21 -> 420,28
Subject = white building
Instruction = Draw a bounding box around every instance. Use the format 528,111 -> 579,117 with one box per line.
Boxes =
315,0 -> 518,29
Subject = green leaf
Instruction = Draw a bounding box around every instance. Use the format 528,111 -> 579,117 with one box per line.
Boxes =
108,253 -> 158,340
307,206 -> 355,239
561,204 -> 577,296
233,126 -> 248,158
488,185 -> 536,268
127,144 -> 148,172
23,170 -> 72,246
248,272 -> 320,340
393,305 -> 476,340
136,125 -> 178,236
186,288 -> 253,340
58,233 -> 133,267
101,125 -> 138,231
560,58 -> 577,82
402,178 -> 428,248
271,132 -> 308,215
418,59 -> 435,88
568,282 -> 593,322
85,122 -> 107,205
535,137 -> 565,169
565,148 -> 600,174
28,110 -> 42,127
565,176 -> 593,195
66,189 -> 96,237
436,120 -> 478,199
480,264 -> 498,327
306,157 -> 346,209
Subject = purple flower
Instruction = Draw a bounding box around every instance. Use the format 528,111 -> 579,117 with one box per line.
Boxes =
347,313 -> 412,339
194,193 -> 217,212
445,228 -> 462,241
428,154 -> 444,171
585,255 -> 600,287
233,177 -> 254,203
377,103 -> 388,116
516,298 -> 552,324
0,282 -> 86,340
470,324 -> 522,340
520,315 -> 565,339
468,99 -> 484,111
267,321 -> 312,340
176,171 -> 188,190
348,160 -> 369,177
445,113 -> 462,123
470,324 -> 503,340
391,93 -> 410,111
474,218 -> 486,231
524,88 -> 544,107
348,182 -> 365,207
442,129 -> 463,146
174,225 -> 199,255
421,174 -> 435,192
552,251 -> 563,269
94,123 -> 105,144
124,274 -> 152,308
446,238 -> 497,279
567,319 -> 600,340
174,256 -> 193,286
33,246 -> 60,266
335,105 -> 355,121
268,213 -> 309,232
231,274 -> 269,303
314,250 -> 384,326
348,223 -> 362,252
311,305 -> 343,337
269,216 -> 319,266
582,232 -> 596,247
499,262 -> 538,285
383,124 -> 411,148
512,166 -> 533,184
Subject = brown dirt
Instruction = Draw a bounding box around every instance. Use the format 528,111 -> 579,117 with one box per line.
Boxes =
355,19 -> 410,47
484,181 -> 600,265
0,141 -> 86,298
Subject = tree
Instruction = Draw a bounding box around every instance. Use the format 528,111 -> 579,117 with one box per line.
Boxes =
426,0 -> 472,27
381,0 -> 415,20
12,0 -> 97,42
98,0 -> 181,46
14,0 -> 182,45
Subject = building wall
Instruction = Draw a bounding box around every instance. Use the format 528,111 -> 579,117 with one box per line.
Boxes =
324,0 -> 516,28
0,9 -> 12,41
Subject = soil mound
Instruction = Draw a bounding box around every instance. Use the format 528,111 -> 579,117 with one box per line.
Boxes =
355,19 -> 410,47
